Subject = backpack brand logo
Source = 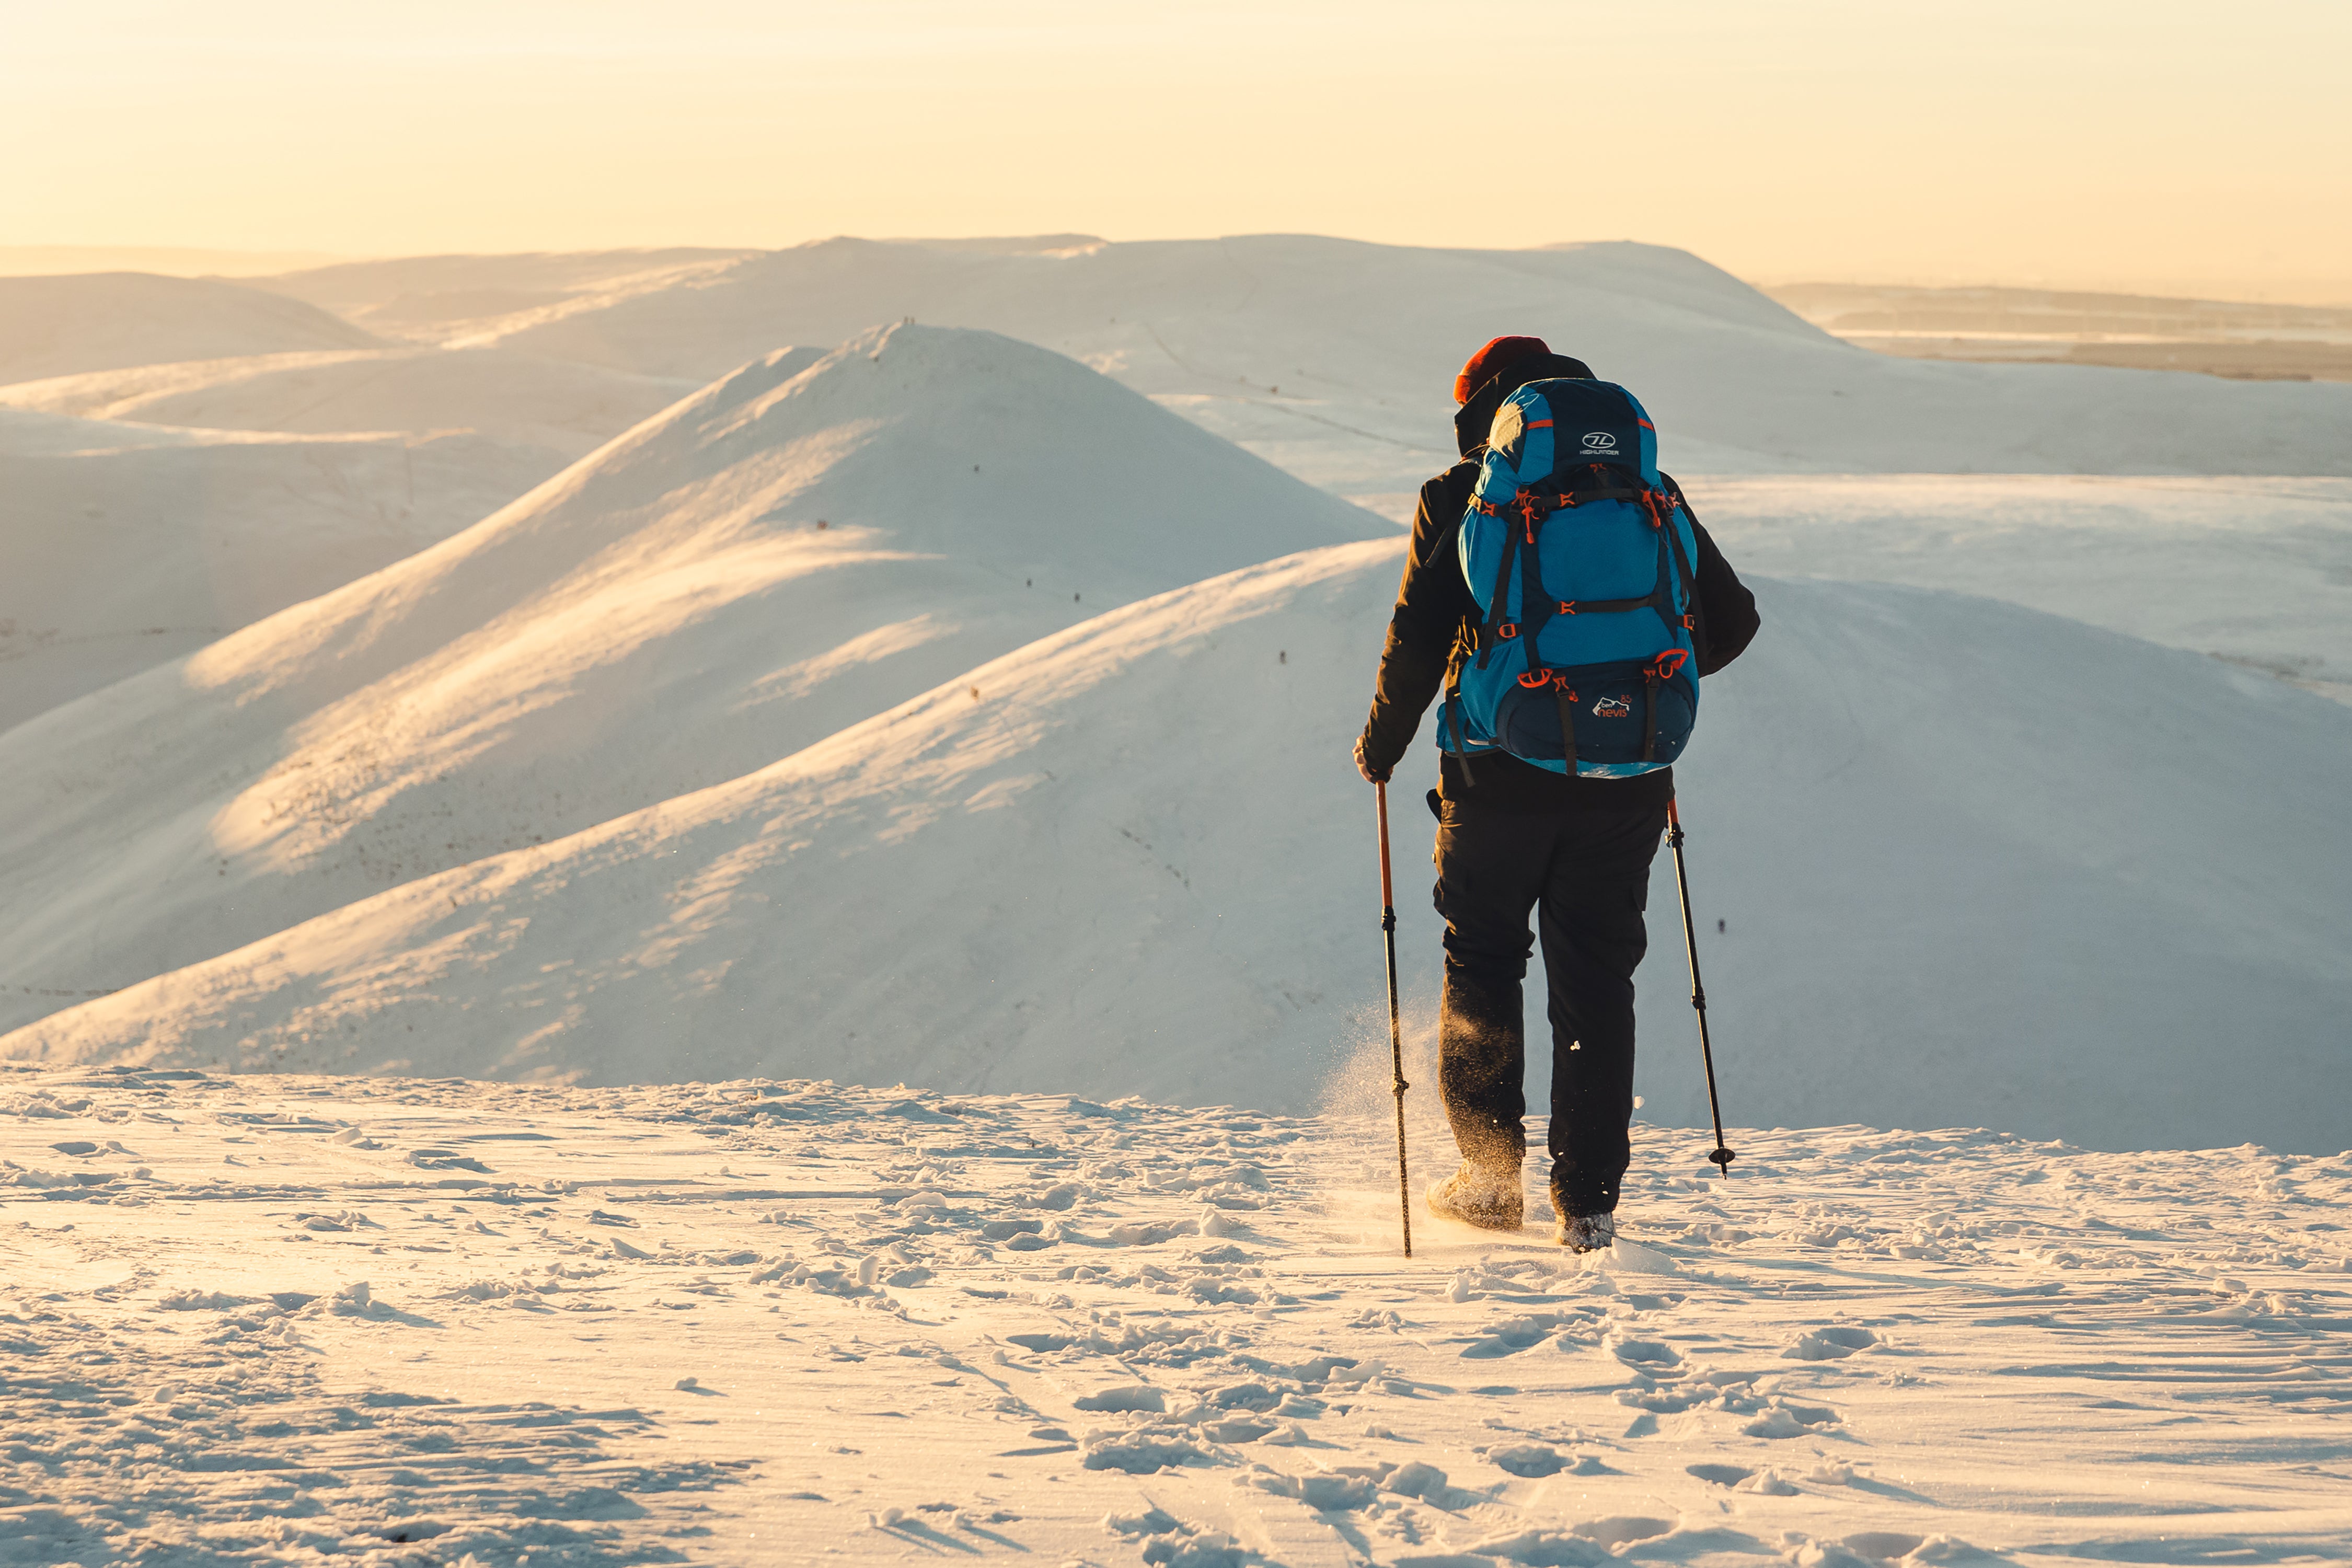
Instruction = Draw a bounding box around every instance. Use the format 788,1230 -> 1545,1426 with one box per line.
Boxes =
1592,695 -> 1632,718
1582,431 -> 1619,452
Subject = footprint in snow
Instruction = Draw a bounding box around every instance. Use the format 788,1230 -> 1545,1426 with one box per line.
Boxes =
1688,1461 -> 1754,1485
1576,1515 -> 1676,1550
1785,1325 -> 1881,1360
1071,1384 -> 1165,1414
1607,1334 -> 1681,1367
1102,1507 -> 1243,1562
1206,1382 -> 1281,1412
1488,1442 -> 1566,1477
1744,1400 -> 1842,1438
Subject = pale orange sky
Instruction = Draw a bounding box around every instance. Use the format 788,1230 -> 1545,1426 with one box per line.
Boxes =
7,1 -> 2348,301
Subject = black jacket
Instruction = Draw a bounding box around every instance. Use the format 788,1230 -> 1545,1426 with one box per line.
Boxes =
1361,354 -> 1761,812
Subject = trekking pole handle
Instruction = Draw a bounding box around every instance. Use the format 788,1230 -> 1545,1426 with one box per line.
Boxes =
1376,781 -> 1396,914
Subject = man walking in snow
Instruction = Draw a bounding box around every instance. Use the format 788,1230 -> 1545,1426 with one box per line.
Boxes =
1354,336 -> 1760,1250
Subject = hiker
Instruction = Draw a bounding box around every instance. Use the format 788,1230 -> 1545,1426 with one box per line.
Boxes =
1353,336 -> 1760,1251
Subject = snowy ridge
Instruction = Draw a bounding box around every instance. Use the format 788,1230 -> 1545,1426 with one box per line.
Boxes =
0,271 -> 381,383
0,325 -> 1386,1032
253,248 -> 756,347
0,347 -> 701,462
1688,474 -> 2352,707
4,1067 -> 2347,1565
312,234 -> 2352,486
11,542 -> 2347,1152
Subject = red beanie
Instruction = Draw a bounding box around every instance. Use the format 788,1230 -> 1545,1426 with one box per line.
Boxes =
1454,335 -> 1550,405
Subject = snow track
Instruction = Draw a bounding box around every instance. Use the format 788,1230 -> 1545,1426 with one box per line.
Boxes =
7,1069 -> 2347,1566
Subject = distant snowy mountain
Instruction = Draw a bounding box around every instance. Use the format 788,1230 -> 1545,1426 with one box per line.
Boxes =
15,542 -> 2346,1153
0,272 -> 379,383
0,408 -> 554,731
279,234 -> 2352,489
0,347 -> 699,462
253,248 -> 754,344
0,325 -> 1386,1031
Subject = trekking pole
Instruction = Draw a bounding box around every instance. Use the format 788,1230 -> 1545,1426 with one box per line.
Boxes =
1375,782 -> 1414,1257
1665,798 -> 1737,1178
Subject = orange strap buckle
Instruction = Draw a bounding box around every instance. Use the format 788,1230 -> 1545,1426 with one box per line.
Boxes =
1495,622 -> 1519,640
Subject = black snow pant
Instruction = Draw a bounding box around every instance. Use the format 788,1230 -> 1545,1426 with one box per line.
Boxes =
1432,792 -> 1668,1218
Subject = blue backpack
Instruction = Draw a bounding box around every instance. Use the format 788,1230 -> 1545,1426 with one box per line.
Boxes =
1441,378 -> 1702,779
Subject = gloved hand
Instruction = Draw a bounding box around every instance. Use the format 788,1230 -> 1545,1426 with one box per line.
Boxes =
1353,734 -> 1391,784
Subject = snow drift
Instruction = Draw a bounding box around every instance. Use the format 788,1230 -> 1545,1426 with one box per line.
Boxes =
0,325 -> 1386,1030
0,272 -> 379,383
14,542 -> 2346,1154
337,234 -> 2352,486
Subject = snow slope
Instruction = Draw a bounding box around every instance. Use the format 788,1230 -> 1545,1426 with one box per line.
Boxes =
0,347 -> 700,462
0,325 -> 1386,1032
0,409 -> 555,734
7,1067 -> 2348,1567
16,543 -> 2346,1153
392,235 -> 2352,490
0,272 -> 380,383
1690,474 -> 2352,705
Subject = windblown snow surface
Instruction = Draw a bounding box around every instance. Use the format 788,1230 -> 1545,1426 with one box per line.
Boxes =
4,1069 -> 2348,1567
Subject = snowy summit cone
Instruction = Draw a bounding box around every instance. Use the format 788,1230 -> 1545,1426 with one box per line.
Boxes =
0,322 -> 1385,1032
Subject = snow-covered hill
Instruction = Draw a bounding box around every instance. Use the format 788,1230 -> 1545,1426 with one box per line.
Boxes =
299,235 -> 2352,491
1690,474 -> 2352,705
15,541 -> 2346,1153
253,247 -> 754,344
0,409 -> 554,733
0,271 -> 380,383
0,325 -> 1386,1032
0,347 -> 700,462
